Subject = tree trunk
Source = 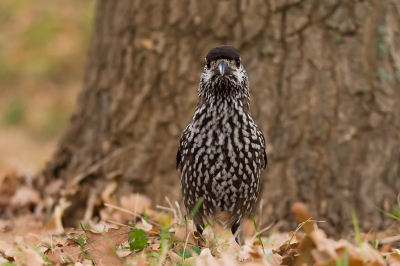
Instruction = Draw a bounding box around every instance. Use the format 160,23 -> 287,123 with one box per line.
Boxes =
41,0 -> 400,235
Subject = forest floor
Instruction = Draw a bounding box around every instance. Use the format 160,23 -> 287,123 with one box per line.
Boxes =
0,170 -> 399,266
1,3 -> 399,265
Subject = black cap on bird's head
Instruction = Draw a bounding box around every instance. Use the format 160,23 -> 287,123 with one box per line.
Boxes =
205,45 -> 241,63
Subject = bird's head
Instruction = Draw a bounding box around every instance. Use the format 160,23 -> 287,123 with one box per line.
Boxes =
199,45 -> 249,99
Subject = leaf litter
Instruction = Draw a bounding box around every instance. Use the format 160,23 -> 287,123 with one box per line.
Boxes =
0,170 -> 399,265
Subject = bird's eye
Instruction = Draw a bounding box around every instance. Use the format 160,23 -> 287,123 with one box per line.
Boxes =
236,60 -> 241,68
206,61 -> 211,69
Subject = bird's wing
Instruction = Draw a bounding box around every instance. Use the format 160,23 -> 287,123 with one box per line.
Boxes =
176,124 -> 190,171
256,125 -> 268,169
177,98 -> 207,171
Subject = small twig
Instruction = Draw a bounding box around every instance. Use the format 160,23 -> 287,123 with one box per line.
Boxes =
380,235 -> 400,244
156,205 -> 177,219
134,193 -> 139,223
285,218 -> 325,251
104,202 -> 159,226
175,201 -> 183,222
84,188 -> 97,222
259,199 -> 264,227
106,220 -> 135,229
249,221 -> 274,244
182,230 -> 195,263
157,201 -> 177,224
165,197 -> 178,223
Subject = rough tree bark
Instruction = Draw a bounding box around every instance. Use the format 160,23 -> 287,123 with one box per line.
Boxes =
41,0 -> 400,235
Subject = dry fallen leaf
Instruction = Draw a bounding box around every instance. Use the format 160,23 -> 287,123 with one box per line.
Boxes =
291,202 -> 314,233
310,229 -> 337,262
13,244 -> 46,266
10,185 -> 40,208
0,170 -> 22,210
0,214 -> 44,245
243,262 -> 265,266
0,240 -> 14,260
85,227 -> 130,266
362,242 -> 385,266
174,221 -> 196,250
386,250 -> 400,266
120,193 -> 152,215
196,248 -> 220,266
0,166 -> 399,266
267,253 -> 283,266
136,251 -> 150,266
168,249 -> 181,264
46,245 -> 81,265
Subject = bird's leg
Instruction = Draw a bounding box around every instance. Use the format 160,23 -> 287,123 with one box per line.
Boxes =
195,223 -> 205,246
231,222 -> 241,246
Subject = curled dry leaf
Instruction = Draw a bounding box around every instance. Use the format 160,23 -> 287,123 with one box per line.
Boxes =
168,249 -> 181,264
291,202 -> 314,233
10,185 -> 40,208
386,250 -> 400,266
44,198 -> 70,234
139,218 -> 153,231
0,170 -> 23,209
273,239 -> 300,257
196,248 -> 220,266
13,244 -> 46,266
44,179 -> 64,196
381,235 -> 400,245
295,235 -> 314,265
101,181 -> 118,205
332,239 -> 361,263
0,240 -> 14,260
310,229 -> 337,260
239,245 -> 256,261
266,253 -> 283,266
361,242 -> 385,266
379,243 -> 392,253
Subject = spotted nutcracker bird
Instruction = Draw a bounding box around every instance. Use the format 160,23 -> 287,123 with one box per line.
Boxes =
176,45 -> 267,244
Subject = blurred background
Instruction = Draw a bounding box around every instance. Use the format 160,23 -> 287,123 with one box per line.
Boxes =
0,0 -> 95,172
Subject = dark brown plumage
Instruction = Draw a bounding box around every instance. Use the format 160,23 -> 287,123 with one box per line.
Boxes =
176,45 -> 267,244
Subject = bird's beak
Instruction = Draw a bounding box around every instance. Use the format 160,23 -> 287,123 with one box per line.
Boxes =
217,60 -> 231,76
